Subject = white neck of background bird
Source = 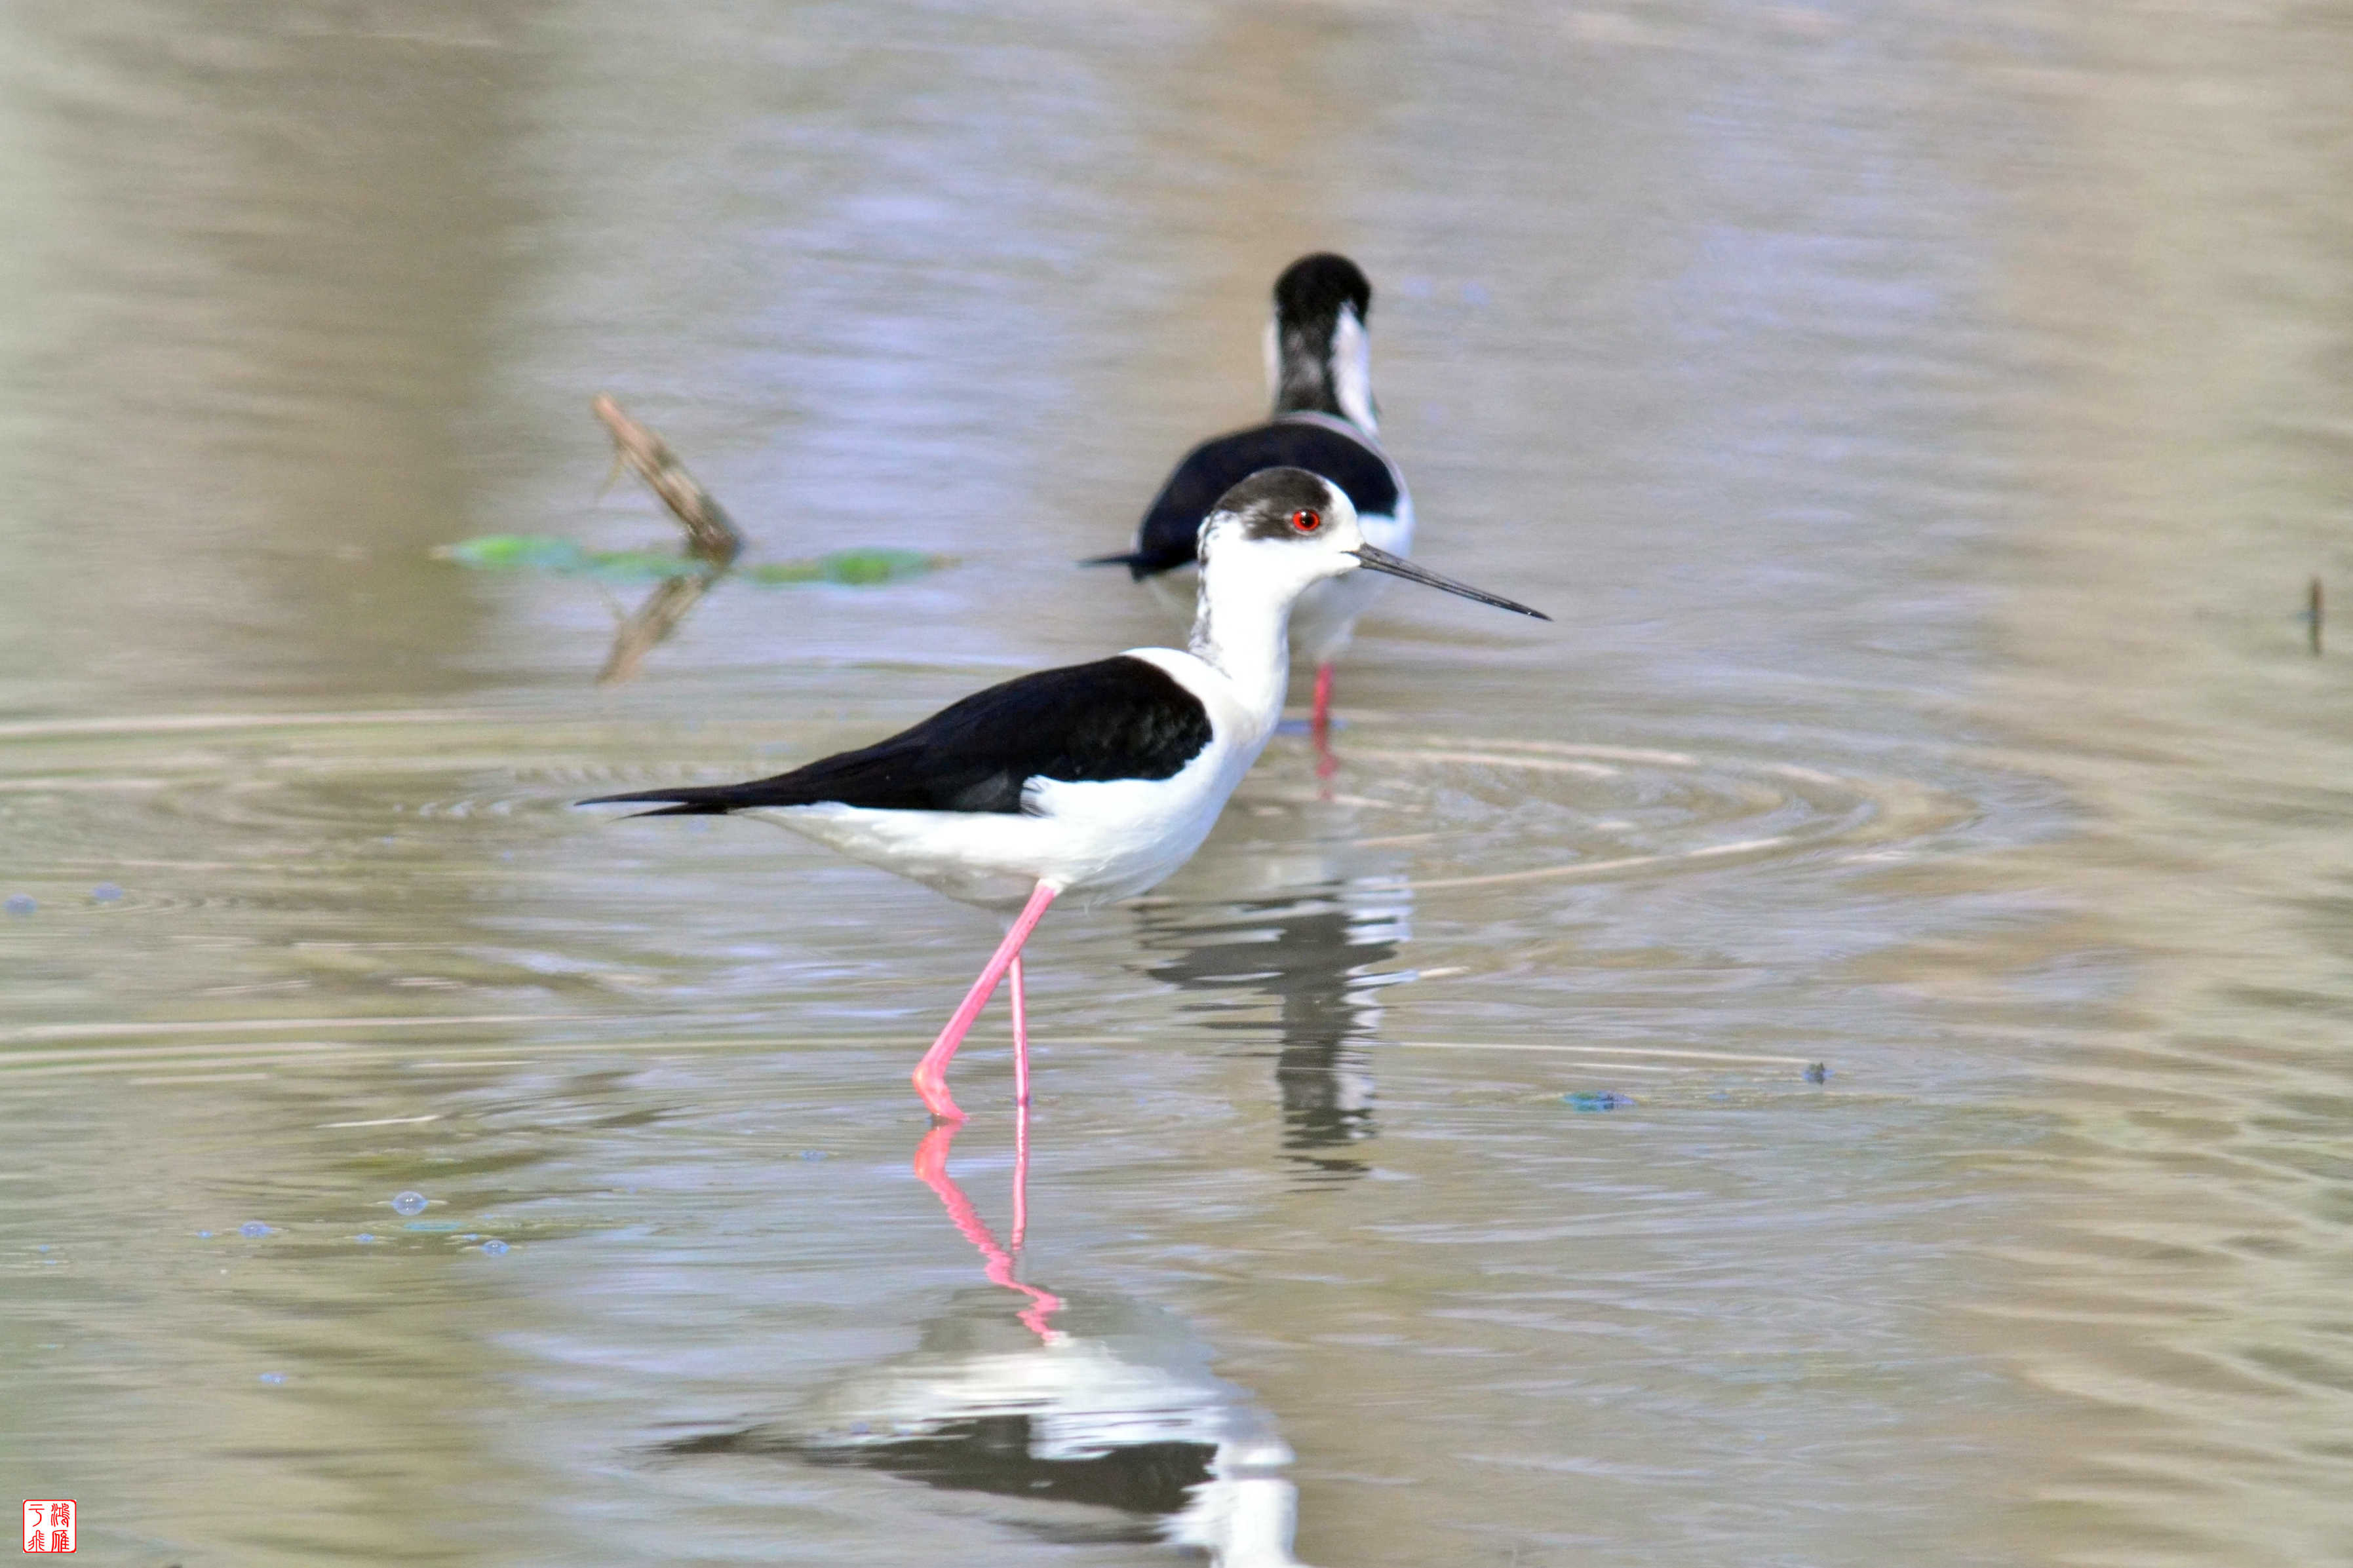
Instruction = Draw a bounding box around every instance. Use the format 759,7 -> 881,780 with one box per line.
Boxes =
1188,539 -> 1295,733
1266,306 -> 1377,433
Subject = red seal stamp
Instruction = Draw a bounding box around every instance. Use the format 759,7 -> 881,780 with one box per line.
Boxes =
22,1502 -> 73,1554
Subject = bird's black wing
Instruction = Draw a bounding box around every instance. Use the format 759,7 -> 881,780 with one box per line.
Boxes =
1087,421 -> 1403,581
580,656 -> 1213,818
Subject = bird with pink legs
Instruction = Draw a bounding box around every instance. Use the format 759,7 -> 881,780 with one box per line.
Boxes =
585,467 -> 1545,1120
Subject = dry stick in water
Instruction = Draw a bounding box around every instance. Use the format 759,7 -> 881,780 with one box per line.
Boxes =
590,394 -> 746,685
2310,576 -> 2324,657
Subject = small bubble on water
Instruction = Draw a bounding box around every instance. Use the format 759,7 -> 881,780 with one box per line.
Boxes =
391,1191 -> 428,1215
258,1371 -> 286,1385
799,1149 -> 828,1161
1804,1062 -> 1830,1084
355,1234 -> 377,1244
91,883 -> 125,903
5,894 -> 35,915
196,1231 -> 214,1239
239,1221 -> 273,1238
480,1240 -> 510,1255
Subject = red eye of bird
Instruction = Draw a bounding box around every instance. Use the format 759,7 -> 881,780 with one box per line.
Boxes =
1291,508 -> 1323,534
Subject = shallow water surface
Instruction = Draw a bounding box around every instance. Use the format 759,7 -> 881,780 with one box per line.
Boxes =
5,3 -> 2353,1565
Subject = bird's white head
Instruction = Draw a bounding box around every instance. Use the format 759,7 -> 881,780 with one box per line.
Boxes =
1196,467 -> 1369,611
1188,468 -> 1548,697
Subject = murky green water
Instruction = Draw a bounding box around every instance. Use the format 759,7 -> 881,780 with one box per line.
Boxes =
6,3 -> 2352,1564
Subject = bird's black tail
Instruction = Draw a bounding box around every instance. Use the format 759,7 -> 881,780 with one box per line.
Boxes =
1078,550 -> 1150,579
576,784 -> 750,818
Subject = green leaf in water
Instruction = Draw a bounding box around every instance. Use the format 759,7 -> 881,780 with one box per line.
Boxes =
435,539 -> 944,588
435,536 -> 719,583
434,535 -> 596,573
745,548 -> 945,586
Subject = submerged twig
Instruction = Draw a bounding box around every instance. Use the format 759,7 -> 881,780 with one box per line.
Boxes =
2309,576 -> 2324,657
590,394 -> 744,685
599,574 -> 719,685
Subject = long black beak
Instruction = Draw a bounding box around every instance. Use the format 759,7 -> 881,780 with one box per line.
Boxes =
1352,545 -> 1551,621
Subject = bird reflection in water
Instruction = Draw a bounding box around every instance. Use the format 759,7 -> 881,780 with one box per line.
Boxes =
1135,871 -> 1410,1177
662,1113 -> 1312,1565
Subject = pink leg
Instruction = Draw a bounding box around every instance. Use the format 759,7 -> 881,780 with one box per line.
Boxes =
1311,661 -> 1338,778
1010,1069 -> 1033,1251
914,1119 -> 1064,1343
1009,953 -> 1031,1109
911,880 -> 1059,1122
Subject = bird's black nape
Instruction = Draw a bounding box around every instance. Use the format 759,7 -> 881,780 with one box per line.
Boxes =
1274,253 -> 1372,326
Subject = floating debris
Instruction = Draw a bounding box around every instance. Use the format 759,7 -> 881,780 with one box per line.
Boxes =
1804,1062 -> 1830,1084
429,397 -> 947,685
1563,1090 -> 1633,1111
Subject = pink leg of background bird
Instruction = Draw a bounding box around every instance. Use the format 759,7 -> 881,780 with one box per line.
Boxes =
911,881 -> 1059,1120
914,1116 -> 1064,1343
1310,661 -> 1338,778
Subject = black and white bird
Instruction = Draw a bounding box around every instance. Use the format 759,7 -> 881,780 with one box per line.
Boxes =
1091,253 -> 1410,755
584,467 -> 1544,1122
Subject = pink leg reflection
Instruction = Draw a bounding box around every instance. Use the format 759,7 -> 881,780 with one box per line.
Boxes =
913,1113 -> 1064,1343
911,881 -> 1059,1121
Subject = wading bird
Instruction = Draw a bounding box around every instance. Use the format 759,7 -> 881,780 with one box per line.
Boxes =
585,468 -> 1543,1121
1089,254 -> 1412,763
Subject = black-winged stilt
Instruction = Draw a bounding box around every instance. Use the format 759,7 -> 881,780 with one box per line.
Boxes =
584,467 -> 1544,1121
1089,254 -> 1410,765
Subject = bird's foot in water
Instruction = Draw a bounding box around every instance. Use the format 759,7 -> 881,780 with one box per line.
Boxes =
912,1069 -> 966,1124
